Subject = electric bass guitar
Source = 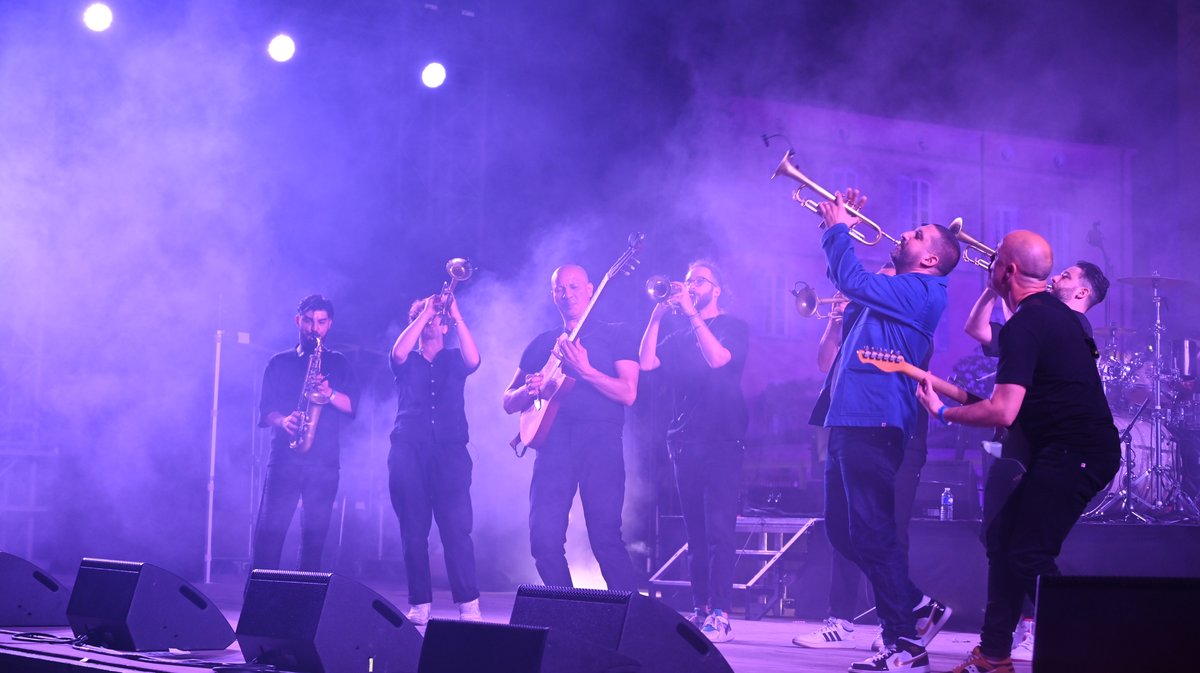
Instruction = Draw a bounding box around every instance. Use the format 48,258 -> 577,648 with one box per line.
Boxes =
855,348 -> 1029,466
511,233 -> 644,455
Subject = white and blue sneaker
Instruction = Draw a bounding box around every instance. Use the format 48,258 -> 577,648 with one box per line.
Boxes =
701,608 -> 733,643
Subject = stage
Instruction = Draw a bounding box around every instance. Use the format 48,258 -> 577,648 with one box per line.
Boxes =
4,520 -> 1200,672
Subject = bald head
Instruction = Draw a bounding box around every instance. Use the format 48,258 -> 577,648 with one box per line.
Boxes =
551,264 -> 593,323
996,230 -> 1053,281
551,264 -> 589,287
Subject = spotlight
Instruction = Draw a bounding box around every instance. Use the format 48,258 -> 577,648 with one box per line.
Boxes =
82,3 -> 113,32
421,62 -> 447,89
267,34 -> 296,63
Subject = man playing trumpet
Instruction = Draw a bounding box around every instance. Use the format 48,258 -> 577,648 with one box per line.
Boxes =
638,260 -> 749,643
812,191 -> 960,673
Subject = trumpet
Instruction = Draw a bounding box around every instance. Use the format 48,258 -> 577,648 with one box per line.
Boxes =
645,275 -> 675,303
772,150 -> 900,246
948,218 -> 996,270
437,258 -> 473,322
792,281 -> 844,318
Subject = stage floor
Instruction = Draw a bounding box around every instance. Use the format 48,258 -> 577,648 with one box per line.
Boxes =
0,581 -> 1029,673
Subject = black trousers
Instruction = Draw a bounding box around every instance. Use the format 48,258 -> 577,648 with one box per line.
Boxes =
388,437 -> 480,606
670,439 -> 744,612
978,445 -> 1119,659
828,438 -> 926,621
528,420 -> 638,591
252,462 -> 339,572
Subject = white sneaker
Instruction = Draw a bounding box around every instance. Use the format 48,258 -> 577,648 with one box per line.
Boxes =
793,617 -> 858,649
1010,629 -> 1034,662
406,603 -> 431,626
701,608 -> 733,643
458,598 -> 483,622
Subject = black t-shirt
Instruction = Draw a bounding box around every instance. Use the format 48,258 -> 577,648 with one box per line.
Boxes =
259,346 -> 359,467
656,314 -> 750,444
984,311 -> 1094,357
995,292 -> 1116,454
517,322 -> 637,427
391,348 -> 473,445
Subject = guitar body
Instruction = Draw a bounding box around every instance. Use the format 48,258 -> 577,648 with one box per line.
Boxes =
516,361 -> 576,450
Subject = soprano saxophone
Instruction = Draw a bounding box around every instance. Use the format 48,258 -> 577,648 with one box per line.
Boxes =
290,337 -> 330,453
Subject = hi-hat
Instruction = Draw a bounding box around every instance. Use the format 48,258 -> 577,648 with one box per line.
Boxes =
1118,274 -> 1199,292
1095,325 -> 1136,338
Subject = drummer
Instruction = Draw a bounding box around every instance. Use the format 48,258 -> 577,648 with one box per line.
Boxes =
960,259 -> 1109,664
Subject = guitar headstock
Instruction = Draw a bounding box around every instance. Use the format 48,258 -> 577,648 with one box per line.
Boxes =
855,347 -> 908,372
606,232 -> 645,280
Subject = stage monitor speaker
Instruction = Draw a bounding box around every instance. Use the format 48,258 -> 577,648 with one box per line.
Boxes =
65,557 -> 234,651
236,569 -> 422,673
417,619 -> 639,673
0,552 -> 69,626
510,585 -> 733,673
1034,575 -> 1198,671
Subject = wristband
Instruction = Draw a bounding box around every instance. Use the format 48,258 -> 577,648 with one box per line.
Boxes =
329,391 -> 337,403
937,404 -> 949,425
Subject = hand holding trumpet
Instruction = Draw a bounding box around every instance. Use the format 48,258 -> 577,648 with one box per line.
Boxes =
815,189 -> 869,230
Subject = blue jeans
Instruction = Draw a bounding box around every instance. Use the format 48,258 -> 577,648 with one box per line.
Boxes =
252,462 -> 339,572
528,421 -> 637,591
671,439 -> 744,612
825,427 -> 923,644
828,438 -> 926,621
388,438 -> 479,605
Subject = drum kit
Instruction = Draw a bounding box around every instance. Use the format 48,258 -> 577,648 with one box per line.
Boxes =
1086,273 -> 1200,523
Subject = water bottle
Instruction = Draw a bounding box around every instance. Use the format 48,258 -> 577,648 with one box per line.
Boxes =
940,487 -> 955,521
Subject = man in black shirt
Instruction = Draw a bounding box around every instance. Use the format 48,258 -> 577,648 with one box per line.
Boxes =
254,295 -> 358,572
638,259 -> 748,643
917,232 -> 1119,673
388,293 -> 482,625
502,264 -> 640,591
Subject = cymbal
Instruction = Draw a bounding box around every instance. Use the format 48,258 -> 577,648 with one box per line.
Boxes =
1118,275 -> 1199,292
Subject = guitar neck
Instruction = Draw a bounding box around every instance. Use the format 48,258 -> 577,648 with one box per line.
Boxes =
895,362 -> 981,405
566,274 -> 612,342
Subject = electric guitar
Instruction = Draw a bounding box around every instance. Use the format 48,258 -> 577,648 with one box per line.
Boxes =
856,348 -> 1029,466
511,233 -> 644,455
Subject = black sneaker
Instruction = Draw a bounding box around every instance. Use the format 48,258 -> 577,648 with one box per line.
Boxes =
913,596 -> 952,647
849,637 -> 930,673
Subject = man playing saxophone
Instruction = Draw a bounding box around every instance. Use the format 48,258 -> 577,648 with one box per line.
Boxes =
253,294 -> 358,572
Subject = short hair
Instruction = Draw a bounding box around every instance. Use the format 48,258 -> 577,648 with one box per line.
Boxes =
1076,260 -> 1110,308
408,298 -> 425,322
928,224 -> 962,276
688,258 -> 725,288
297,294 -> 335,318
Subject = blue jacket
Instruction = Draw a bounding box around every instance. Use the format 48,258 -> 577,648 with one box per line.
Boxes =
815,224 -> 949,437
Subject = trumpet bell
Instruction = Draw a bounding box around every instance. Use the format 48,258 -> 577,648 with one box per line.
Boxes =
646,275 -> 672,303
792,281 -> 820,317
446,258 -> 473,281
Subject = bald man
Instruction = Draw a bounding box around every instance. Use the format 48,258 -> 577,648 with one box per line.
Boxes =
916,231 -> 1119,673
503,264 -> 640,591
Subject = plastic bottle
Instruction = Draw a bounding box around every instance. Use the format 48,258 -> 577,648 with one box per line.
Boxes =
940,487 -> 955,521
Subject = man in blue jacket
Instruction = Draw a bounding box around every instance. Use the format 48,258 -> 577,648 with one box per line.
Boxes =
812,190 -> 961,673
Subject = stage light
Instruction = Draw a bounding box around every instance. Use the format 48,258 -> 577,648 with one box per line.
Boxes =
267,34 -> 296,63
421,62 -> 447,88
82,3 -> 113,32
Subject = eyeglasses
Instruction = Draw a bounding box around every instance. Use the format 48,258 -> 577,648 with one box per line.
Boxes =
685,278 -> 718,288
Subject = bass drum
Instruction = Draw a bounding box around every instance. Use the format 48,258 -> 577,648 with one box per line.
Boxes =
1085,415 -> 1174,516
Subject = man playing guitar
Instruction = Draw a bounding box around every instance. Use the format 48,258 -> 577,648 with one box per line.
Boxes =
502,264 -> 640,590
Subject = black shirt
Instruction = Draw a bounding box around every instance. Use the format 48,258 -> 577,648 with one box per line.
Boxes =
995,292 -> 1116,454
656,314 -> 750,444
259,345 -> 359,467
391,348 -> 473,444
518,322 -> 637,427
984,311 -> 1094,358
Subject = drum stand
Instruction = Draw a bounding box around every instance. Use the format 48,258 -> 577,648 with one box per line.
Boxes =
1137,277 -> 1199,521
1086,399 -> 1153,522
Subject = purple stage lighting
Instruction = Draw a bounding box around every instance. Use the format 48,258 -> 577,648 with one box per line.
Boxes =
421,62 -> 447,88
82,3 -> 113,32
268,34 -> 296,63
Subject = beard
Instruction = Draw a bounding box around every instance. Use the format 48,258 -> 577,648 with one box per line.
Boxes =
691,290 -> 713,312
1049,283 -> 1072,302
